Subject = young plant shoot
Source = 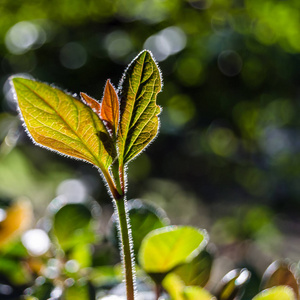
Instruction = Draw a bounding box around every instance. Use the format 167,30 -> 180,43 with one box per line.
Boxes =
11,50 -> 162,300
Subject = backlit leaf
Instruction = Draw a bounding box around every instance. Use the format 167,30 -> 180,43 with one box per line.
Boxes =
100,79 -> 119,137
11,77 -> 116,172
80,92 -> 101,116
138,226 -> 208,281
117,50 -> 162,165
253,286 -> 296,300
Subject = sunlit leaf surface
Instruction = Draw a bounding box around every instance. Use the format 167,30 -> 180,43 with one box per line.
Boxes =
138,226 -> 208,275
253,286 -> 296,300
80,92 -> 101,117
117,50 -> 162,165
12,77 -> 115,171
183,286 -> 216,300
163,273 -> 216,300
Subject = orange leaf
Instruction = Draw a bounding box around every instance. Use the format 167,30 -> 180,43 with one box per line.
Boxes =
80,92 -> 101,116
100,79 -> 119,137
0,200 -> 32,248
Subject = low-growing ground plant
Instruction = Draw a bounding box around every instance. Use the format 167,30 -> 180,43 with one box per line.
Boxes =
7,50 -> 300,300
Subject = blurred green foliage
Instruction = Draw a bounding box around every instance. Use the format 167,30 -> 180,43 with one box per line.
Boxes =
0,197 -> 298,299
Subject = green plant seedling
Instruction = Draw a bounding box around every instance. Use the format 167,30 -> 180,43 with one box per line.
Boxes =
11,50 -> 162,300
252,286 -> 297,300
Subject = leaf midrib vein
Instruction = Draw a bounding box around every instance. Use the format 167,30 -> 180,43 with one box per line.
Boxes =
119,53 -> 146,157
124,77 -> 159,159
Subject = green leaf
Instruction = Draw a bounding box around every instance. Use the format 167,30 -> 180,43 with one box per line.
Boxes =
29,279 -> 54,300
174,248 -> 213,287
90,265 -> 122,287
69,244 -> 92,268
260,260 -> 299,299
53,203 -> 96,251
108,199 -> 169,257
117,50 -> 162,165
0,256 -> 32,285
216,268 -> 251,300
163,273 -> 216,300
183,286 -> 216,300
11,77 -> 116,172
253,286 -> 296,300
64,280 -> 95,300
138,226 -> 208,281
163,273 -> 186,300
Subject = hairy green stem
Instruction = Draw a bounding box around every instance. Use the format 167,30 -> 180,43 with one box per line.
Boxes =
116,196 -> 135,300
102,166 -> 135,300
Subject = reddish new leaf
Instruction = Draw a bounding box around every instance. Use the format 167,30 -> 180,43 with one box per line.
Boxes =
80,92 -> 101,116
100,79 -> 119,137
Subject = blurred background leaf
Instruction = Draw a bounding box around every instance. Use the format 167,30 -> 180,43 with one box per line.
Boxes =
52,203 -> 97,251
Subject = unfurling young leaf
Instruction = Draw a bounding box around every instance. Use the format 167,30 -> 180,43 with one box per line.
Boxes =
80,92 -> 101,117
117,50 -> 162,166
100,79 -> 119,138
11,78 -> 116,173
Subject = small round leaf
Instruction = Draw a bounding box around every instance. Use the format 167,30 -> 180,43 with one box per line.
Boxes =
138,226 -> 208,277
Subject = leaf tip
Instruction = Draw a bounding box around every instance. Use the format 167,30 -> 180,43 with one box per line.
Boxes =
10,75 -> 34,87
